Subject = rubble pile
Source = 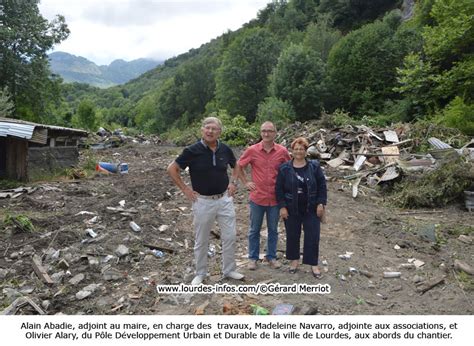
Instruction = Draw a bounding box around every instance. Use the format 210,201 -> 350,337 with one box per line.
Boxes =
277,121 -> 474,204
83,127 -> 167,150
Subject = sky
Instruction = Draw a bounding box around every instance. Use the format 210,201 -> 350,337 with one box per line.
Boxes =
39,0 -> 270,66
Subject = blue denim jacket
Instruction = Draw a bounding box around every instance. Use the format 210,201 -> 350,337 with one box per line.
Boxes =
275,159 -> 327,215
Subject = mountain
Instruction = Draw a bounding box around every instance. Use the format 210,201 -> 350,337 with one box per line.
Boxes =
48,52 -> 162,88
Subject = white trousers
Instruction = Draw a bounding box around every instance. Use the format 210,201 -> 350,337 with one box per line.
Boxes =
192,194 -> 237,276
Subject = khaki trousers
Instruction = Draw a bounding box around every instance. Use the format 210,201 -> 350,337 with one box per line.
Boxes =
192,194 -> 237,276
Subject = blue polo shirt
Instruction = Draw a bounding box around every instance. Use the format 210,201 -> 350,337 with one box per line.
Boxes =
175,140 -> 236,196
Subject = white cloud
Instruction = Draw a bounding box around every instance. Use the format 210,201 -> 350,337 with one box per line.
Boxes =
39,0 -> 269,65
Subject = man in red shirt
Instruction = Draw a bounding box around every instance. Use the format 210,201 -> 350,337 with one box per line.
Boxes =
237,121 -> 290,270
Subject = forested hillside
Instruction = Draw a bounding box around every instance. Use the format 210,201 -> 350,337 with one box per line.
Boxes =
1,0 -> 472,137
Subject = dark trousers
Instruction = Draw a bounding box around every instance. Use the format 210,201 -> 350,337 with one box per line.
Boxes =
284,212 -> 320,265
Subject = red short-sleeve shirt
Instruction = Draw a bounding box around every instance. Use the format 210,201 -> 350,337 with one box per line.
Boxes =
238,142 -> 290,206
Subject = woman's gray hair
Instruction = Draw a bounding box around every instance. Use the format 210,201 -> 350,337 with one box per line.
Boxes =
202,117 -> 223,130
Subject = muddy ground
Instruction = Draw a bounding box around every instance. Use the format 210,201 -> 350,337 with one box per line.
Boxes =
0,143 -> 472,315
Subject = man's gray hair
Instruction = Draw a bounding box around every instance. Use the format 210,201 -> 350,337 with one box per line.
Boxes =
202,116 -> 223,130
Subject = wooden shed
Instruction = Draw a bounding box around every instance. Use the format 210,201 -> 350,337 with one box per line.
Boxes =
0,117 -> 88,181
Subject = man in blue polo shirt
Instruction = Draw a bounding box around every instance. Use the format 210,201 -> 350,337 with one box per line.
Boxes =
167,117 -> 244,285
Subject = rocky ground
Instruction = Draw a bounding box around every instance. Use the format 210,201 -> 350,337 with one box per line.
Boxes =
0,142 -> 472,315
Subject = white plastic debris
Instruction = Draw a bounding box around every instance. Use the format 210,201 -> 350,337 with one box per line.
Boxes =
338,251 -> 353,260
75,211 -> 96,216
413,259 -> 425,268
86,216 -> 99,224
85,228 -> 97,238
115,245 -> 129,257
158,225 -> 169,232
129,221 -> 141,232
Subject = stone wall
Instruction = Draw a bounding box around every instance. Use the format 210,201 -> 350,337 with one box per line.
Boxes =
28,146 -> 79,180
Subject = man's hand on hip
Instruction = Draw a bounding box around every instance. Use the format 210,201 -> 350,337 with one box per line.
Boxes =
228,183 -> 237,197
245,181 -> 256,191
183,186 -> 198,202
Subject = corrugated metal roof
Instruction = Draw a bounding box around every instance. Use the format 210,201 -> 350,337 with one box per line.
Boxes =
0,122 -> 35,139
0,117 -> 88,140
428,137 -> 453,149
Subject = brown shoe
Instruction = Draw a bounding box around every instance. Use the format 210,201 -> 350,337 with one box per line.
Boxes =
247,260 -> 257,270
268,259 -> 282,269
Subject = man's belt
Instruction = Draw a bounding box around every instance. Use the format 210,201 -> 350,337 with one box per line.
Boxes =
198,192 -> 226,200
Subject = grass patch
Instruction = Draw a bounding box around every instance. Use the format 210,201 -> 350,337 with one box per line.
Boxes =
455,271 -> 474,291
3,214 -> 36,232
0,179 -> 23,190
447,225 -> 474,237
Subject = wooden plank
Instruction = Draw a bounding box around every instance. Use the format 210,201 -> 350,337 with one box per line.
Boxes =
319,153 -> 332,159
384,139 -> 413,147
6,138 -> 28,181
454,260 -> 474,275
379,166 -> 399,182
381,146 -> 399,164
32,255 -> 54,285
352,177 -> 362,198
327,157 -> 344,168
353,155 -> 366,171
416,276 -> 445,294
1,296 -> 45,315
143,243 -> 176,254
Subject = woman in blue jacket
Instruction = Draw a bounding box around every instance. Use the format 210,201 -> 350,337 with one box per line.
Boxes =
275,137 -> 327,278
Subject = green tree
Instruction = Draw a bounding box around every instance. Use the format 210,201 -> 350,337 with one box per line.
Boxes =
0,0 -> 69,121
318,0 -> 401,33
303,15 -> 342,62
75,99 -> 97,131
218,112 -> 257,147
215,28 -> 280,122
269,43 -> 325,121
0,86 -> 14,117
155,78 -> 182,131
436,96 -> 474,135
174,58 -> 217,125
423,0 -> 474,65
256,1 -> 289,36
395,0 -> 473,121
255,97 -> 296,130
134,94 -> 158,132
326,11 -> 421,115
412,0 -> 436,26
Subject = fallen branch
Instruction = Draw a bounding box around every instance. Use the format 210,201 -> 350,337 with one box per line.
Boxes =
32,255 -> 54,285
344,162 -> 396,180
396,210 -> 441,215
1,297 -> 45,315
416,276 -> 445,294
454,260 -> 474,275
143,243 -> 176,254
